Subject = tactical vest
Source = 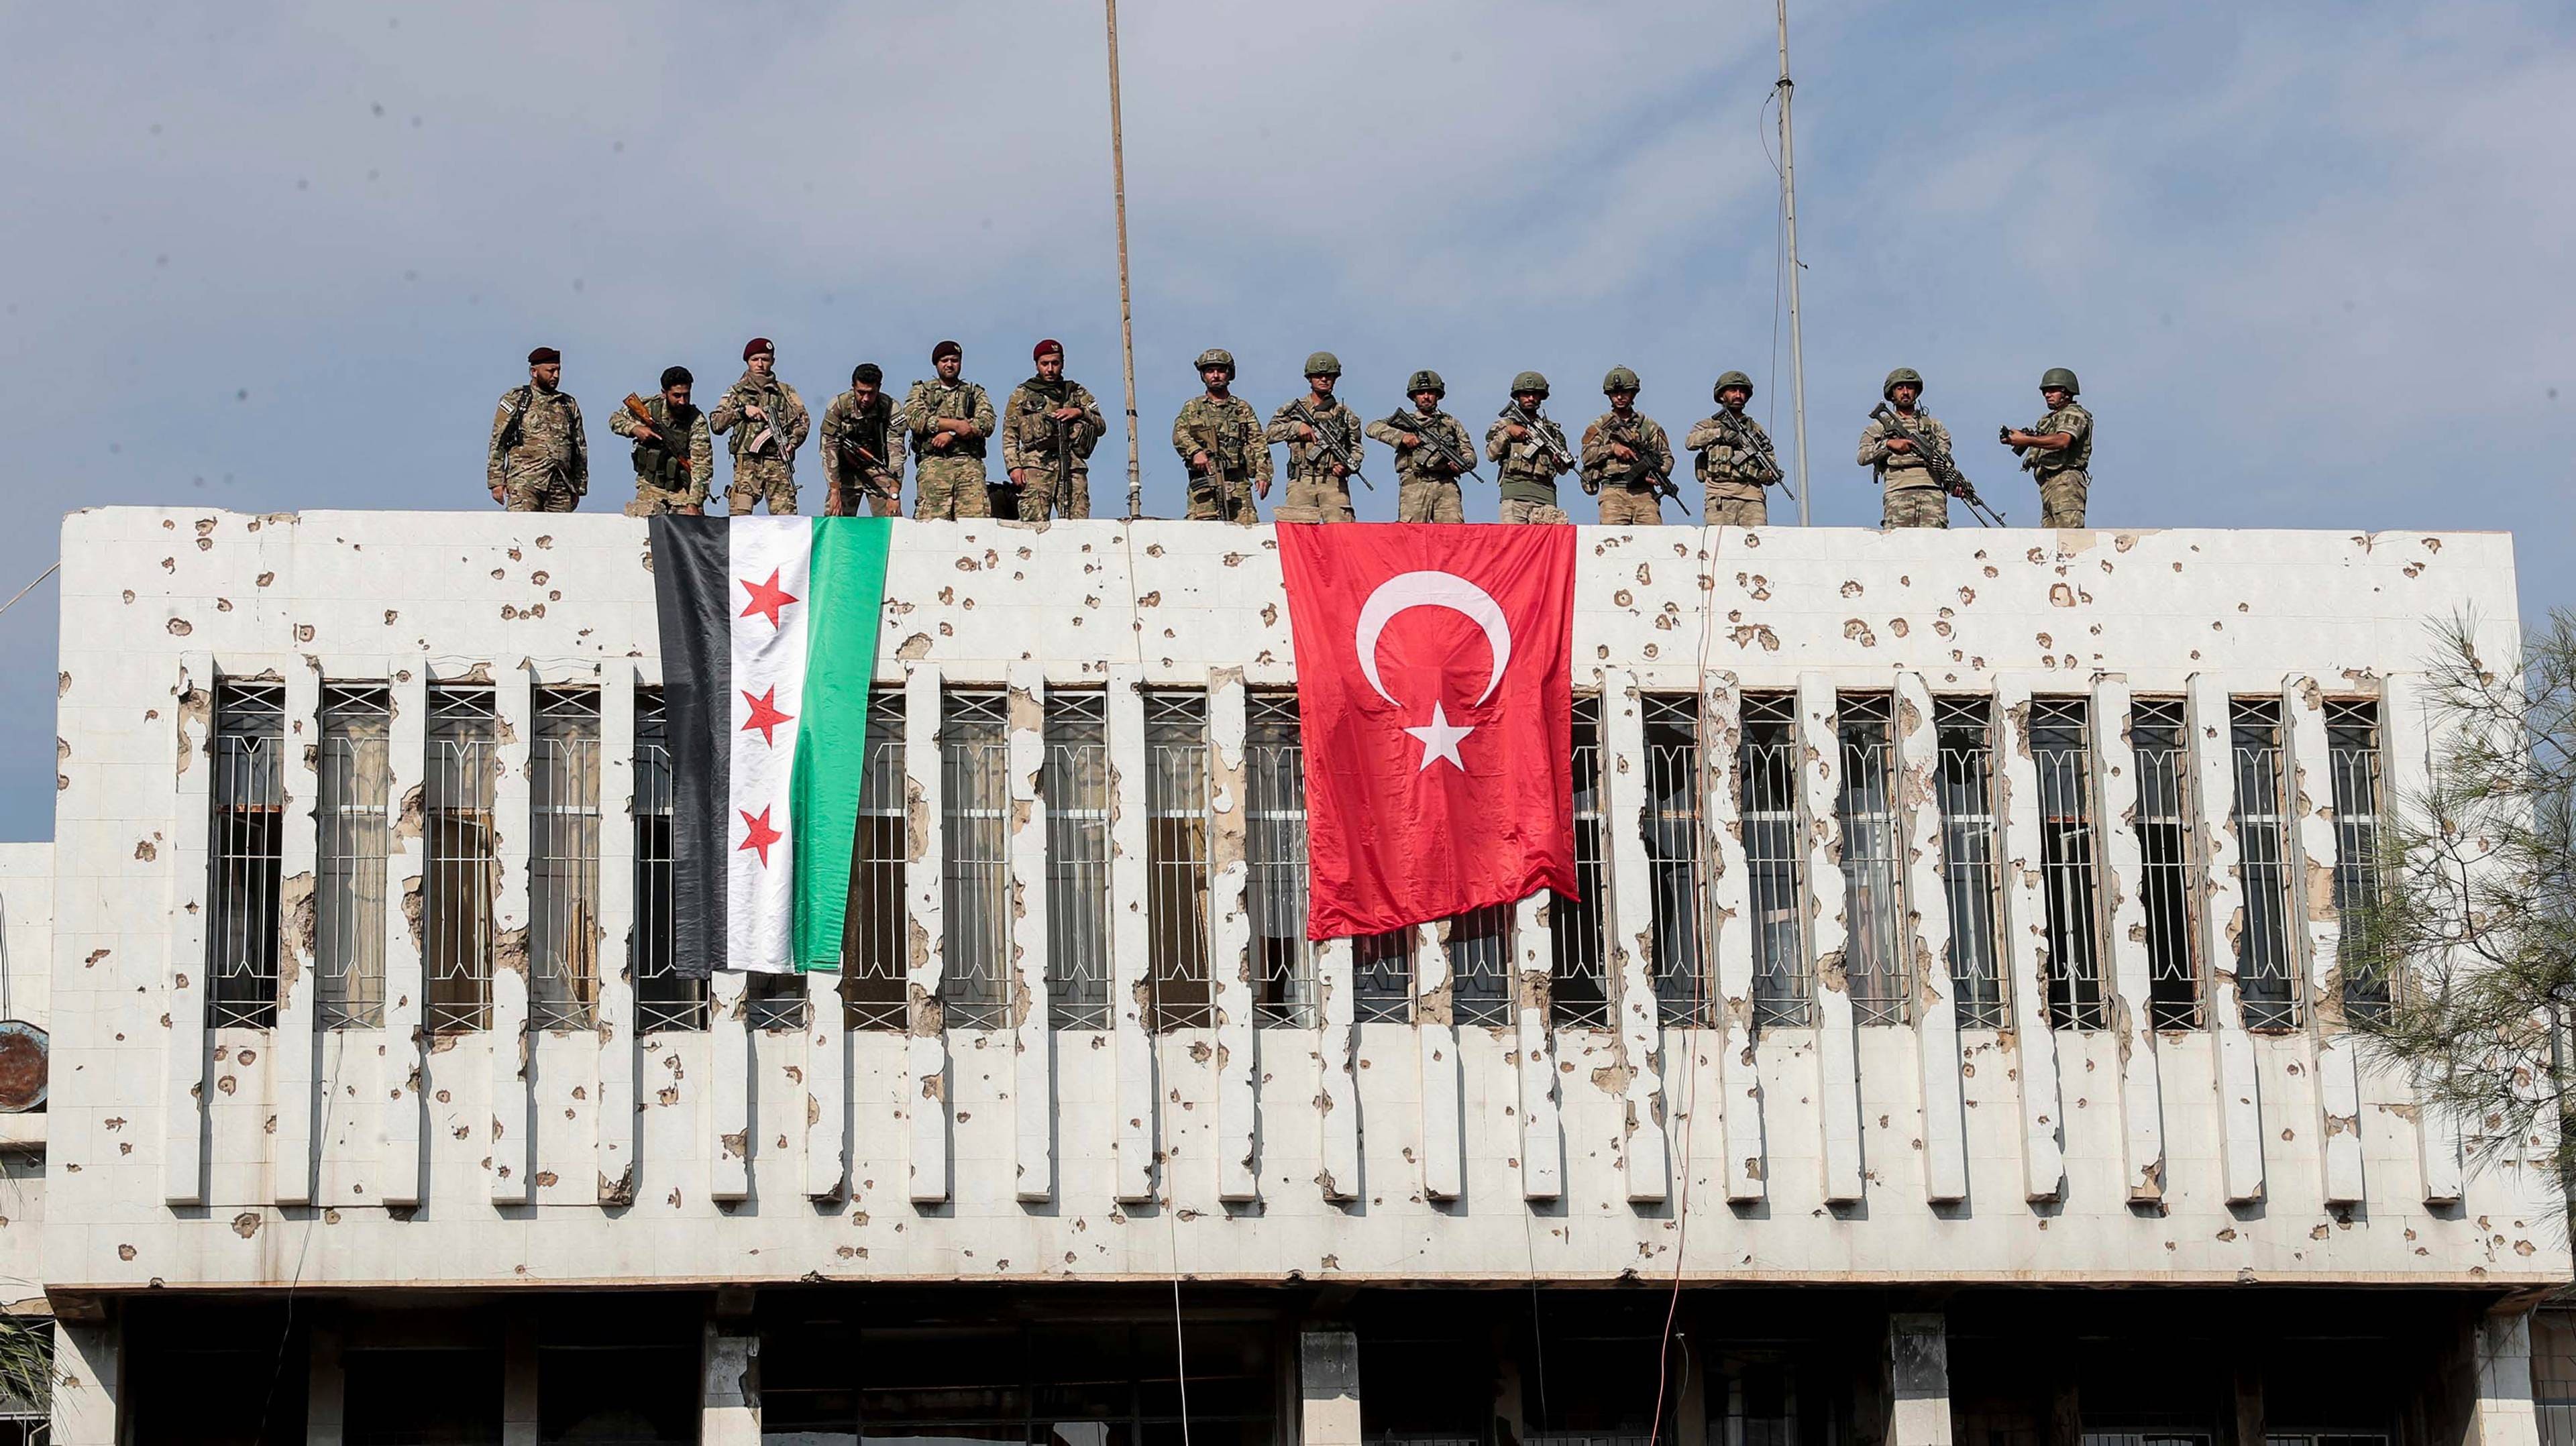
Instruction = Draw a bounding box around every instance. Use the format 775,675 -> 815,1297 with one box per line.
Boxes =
727,382 -> 791,461
918,384 -> 989,459
631,398 -> 697,485
838,397 -> 894,471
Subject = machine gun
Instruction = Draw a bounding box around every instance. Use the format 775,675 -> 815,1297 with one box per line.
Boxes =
1713,410 -> 1794,502
1610,415 -> 1688,516
1499,402 -> 1576,473
1290,400 -> 1373,491
1867,402 -> 2005,527
1378,410 -> 1482,483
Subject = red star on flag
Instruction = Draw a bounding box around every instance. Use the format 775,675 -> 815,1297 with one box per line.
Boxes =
739,568 -> 800,629
741,686 -> 794,746
737,805 -> 782,867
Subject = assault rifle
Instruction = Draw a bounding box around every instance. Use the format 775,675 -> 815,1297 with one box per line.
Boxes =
1867,402 -> 2005,527
1713,409 -> 1794,501
621,394 -> 696,483
826,406 -> 901,512
1378,410 -> 1481,483
1291,400 -> 1373,490
1499,402 -> 1576,473
1611,415 -> 1689,516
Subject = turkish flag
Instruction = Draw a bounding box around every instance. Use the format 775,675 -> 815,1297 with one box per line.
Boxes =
1277,522 -> 1577,940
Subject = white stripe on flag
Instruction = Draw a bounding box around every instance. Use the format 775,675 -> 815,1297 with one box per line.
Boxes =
725,517 -> 810,974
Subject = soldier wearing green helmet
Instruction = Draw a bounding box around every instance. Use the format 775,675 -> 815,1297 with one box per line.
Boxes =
1685,370 -> 1780,528
1366,369 -> 1475,522
1579,366 -> 1678,526
1171,347 -> 1268,524
2001,367 -> 2094,527
1264,350 -> 1364,523
1485,371 -> 1576,524
1858,367 -> 1955,529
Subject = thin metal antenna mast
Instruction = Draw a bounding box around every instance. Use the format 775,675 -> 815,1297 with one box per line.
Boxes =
1106,0 -> 1144,520
1775,0 -> 1812,525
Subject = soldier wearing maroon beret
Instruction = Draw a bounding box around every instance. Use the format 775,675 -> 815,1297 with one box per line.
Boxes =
1002,339 -> 1106,521
486,347 -> 588,512
709,337 -> 810,515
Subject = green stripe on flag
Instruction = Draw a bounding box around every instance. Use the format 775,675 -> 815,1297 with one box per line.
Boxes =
791,516 -> 894,970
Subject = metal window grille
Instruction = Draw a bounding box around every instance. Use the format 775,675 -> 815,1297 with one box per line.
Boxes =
631,691 -> 706,1032
207,681 -> 286,1027
2129,697 -> 2203,1029
1355,930 -> 1413,1023
2231,698 -> 2300,1029
315,685 -> 390,1030
2326,699 -> 2392,1021
528,688 -> 601,1032
1043,691 -> 1112,1030
1145,690 -> 1213,1030
840,690 -> 908,1030
425,686 -> 498,1033
2031,697 -> 2106,1030
1740,694 -> 1811,1028
941,690 -> 1012,1029
1640,695 -> 1711,1026
1936,698 -> 2006,1028
1837,695 -> 1910,1026
1448,904 -> 1514,1027
1244,691 -> 1318,1027
1551,696 -> 1609,1027
747,970 -> 810,1031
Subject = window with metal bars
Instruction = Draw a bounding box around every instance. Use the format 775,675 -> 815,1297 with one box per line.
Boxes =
1740,693 -> 1810,1028
840,690 -> 908,1030
2231,697 -> 2300,1029
425,686 -> 498,1032
2327,699 -> 2392,1021
315,685 -> 390,1030
2129,698 -> 2202,1029
1145,690 -> 1213,1030
1244,691 -> 1318,1027
747,970 -> 810,1031
207,681 -> 286,1027
1936,698 -> 2006,1027
1355,930 -> 1412,1023
941,690 -> 1011,1029
1640,695 -> 1711,1026
2031,697 -> 2106,1030
1550,696 -> 1609,1027
529,689 -> 601,1032
1837,695 -> 1910,1025
630,691 -> 705,1031
1447,904 -> 1513,1027
1043,691 -> 1112,1030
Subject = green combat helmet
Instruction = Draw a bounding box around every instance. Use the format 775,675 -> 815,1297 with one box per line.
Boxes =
1713,370 -> 1755,401
1303,351 -> 1342,378
1407,370 -> 1446,397
1602,366 -> 1642,394
2041,367 -> 2080,395
1883,367 -> 1924,399
1194,348 -> 1236,375
1510,370 -> 1551,398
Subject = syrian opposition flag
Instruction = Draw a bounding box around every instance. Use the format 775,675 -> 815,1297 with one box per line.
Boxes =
1277,523 -> 1577,940
650,516 -> 892,976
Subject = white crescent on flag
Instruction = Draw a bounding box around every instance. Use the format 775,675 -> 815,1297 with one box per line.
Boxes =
1352,570 -> 1513,771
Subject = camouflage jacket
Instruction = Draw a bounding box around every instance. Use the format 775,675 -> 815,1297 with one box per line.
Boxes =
1683,407 -> 1780,498
903,378 -> 997,463
1001,378 -> 1106,476
709,372 -> 810,469
1363,406 -> 1476,484
1263,394 -> 1367,482
818,390 -> 906,501
487,384 -> 588,494
2021,400 -> 2093,475
1483,407 -> 1573,505
606,394 -> 713,498
1858,406 -> 1951,488
1578,409 -> 1677,492
1171,394 -> 1270,484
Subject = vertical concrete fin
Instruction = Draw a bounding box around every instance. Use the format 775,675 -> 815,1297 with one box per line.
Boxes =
378,656 -> 429,1207
2284,673 -> 2365,1205
487,664 -> 535,1205
1886,1312 -> 1955,1446
595,665 -> 640,1206
902,663 -> 951,1205
162,650 -> 216,1206
1702,673 -> 1766,1203
803,968 -> 847,1199
1601,669 -> 1671,1203
1797,671 -> 1864,1204
1415,922 -> 1463,1201
2383,671 -> 2463,1203
709,970 -> 751,1201
270,654 -> 323,1207
1513,893 -> 1564,1200
2091,677 -> 2167,1202
1992,673 -> 2067,1203
2188,675 -> 2267,1204
1894,670 -> 1968,1204
1207,669 -> 1259,1203
1006,662 -> 1055,1202
1106,665 -> 1157,1203
1316,934 -> 1361,1201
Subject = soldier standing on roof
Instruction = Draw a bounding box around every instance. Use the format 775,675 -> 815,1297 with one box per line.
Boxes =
1684,372 -> 1779,529
2001,368 -> 2094,528
906,341 -> 999,521
1265,351 -> 1364,523
1857,368 -> 1953,530
710,339 -> 809,516
486,346 -> 588,513
608,366 -> 711,517
1484,371 -> 1575,524
1002,341 -> 1106,522
1579,366 -> 1677,526
820,364 -> 905,518
1366,370 -> 1474,523
1171,349 -> 1267,525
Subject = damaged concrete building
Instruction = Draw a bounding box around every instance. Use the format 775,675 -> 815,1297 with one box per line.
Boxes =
3,508 -> 2570,1444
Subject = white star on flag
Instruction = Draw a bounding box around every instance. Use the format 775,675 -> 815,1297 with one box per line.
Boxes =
1404,700 -> 1474,771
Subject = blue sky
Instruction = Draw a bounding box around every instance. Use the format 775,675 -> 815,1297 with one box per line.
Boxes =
3,0 -> 2569,840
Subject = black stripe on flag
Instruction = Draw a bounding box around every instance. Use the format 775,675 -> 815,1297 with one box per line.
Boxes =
649,515 -> 733,979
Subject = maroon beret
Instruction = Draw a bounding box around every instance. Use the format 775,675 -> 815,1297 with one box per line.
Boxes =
1033,339 -> 1063,362
932,339 -> 963,364
743,337 -> 774,361
527,347 -> 561,366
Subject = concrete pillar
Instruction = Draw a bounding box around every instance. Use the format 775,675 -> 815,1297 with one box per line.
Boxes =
2472,1306 -> 2542,1446
307,1317 -> 347,1445
1299,1328 -> 1362,1446
1886,1313 -> 1953,1446
704,1325 -> 762,1446
502,1309 -> 539,1446
48,1317 -> 120,1446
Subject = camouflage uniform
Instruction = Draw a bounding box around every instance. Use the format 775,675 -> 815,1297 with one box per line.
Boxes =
2022,399 -> 2094,528
710,371 -> 810,515
1578,408 -> 1678,526
487,384 -> 588,512
1485,410 -> 1574,525
1364,406 -> 1473,523
904,377 -> 999,520
1683,408 -> 1777,529
1263,395 -> 1367,523
1858,408 -> 1955,530
1171,394 -> 1268,524
1002,376 -> 1106,521
818,390 -> 906,518
607,394 -> 712,517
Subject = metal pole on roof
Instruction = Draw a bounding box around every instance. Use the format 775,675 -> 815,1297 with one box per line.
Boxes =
1776,0 -> 1813,525
1106,0 -> 1144,520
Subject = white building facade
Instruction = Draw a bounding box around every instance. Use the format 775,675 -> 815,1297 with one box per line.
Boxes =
9,508 -> 2571,1445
